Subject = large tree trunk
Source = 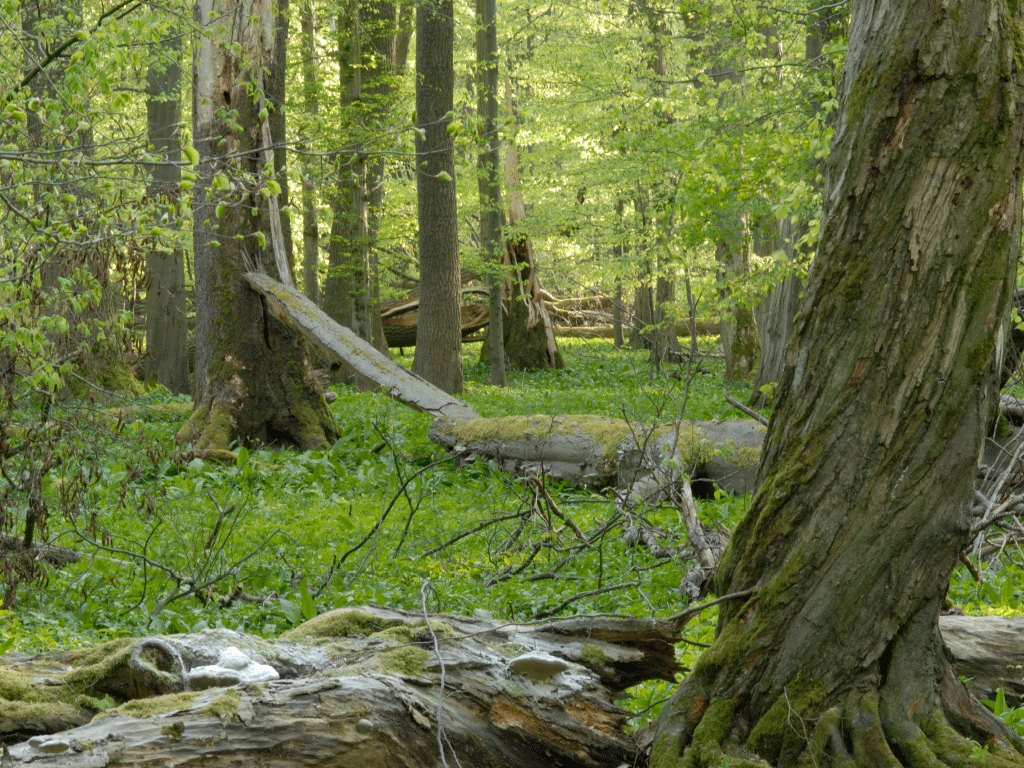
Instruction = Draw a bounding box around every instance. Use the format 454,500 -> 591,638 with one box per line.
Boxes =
412,0 -> 464,393
180,0 -> 335,451
652,1 -> 1024,766
143,29 -> 189,395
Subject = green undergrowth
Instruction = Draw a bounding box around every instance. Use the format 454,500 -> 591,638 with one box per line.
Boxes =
3,339 -> 756,654
3,337 -> 1019,735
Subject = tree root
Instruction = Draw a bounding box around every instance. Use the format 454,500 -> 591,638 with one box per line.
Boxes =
653,685 -> 1024,768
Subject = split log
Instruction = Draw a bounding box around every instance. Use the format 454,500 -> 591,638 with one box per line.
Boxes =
244,272 -> 478,421
429,414 -> 766,497
0,606 -> 669,767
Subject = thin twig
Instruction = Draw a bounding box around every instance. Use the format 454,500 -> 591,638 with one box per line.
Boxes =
420,581 -> 460,768
724,394 -> 769,426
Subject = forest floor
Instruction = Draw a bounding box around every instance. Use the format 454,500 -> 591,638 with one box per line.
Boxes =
3,338 -> 1022,732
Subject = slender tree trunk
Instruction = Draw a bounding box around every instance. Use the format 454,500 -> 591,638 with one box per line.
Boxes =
715,212 -> 761,381
324,0 -> 405,355
475,0 -> 505,385
750,7 -> 840,405
635,1 -> 683,370
652,1 -> 1024,765
144,29 -> 189,394
299,0 -> 321,303
181,0 -> 335,450
412,0 -> 463,393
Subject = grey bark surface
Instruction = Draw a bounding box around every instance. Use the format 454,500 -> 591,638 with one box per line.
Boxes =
143,32 -> 189,394
245,273 -> 478,421
412,0 -> 464,393
0,606 -> 660,767
430,415 -> 763,498
652,0 -> 1024,765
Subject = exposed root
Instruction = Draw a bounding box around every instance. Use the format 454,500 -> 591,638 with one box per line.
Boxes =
652,685 -> 1024,768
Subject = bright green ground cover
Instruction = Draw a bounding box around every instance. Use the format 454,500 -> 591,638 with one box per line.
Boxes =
3,339 -> 751,651
2,337 -> 1021,730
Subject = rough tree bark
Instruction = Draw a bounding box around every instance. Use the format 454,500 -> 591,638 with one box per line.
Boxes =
143,27 -> 189,394
412,0 -> 464,393
476,0 -> 506,386
651,1 -> 1024,766
179,0 -> 335,450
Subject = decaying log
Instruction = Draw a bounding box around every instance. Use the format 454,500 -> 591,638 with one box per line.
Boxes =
244,272 -> 478,421
430,414 -> 766,497
2,607 -> 1020,767
941,615 -> 1024,704
380,286 -> 490,348
0,606 -> 670,767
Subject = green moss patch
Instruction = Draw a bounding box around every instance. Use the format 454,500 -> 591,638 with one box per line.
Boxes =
283,608 -> 404,640
111,691 -> 200,719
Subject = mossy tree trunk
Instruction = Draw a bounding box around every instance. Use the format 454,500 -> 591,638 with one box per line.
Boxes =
652,1 -> 1024,766
181,0 -> 335,451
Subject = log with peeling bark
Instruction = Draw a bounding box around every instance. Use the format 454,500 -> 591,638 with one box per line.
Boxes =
0,606 -> 670,767
1,608 -> 1020,767
429,414 -> 766,497
244,272 -> 478,421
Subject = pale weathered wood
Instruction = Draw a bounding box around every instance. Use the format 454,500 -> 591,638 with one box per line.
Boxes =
0,606 -> 662,767
244,272 -> 478,421
940,615 -> 1024,704
1,609 -> 1019,767
429,414 -> 765,497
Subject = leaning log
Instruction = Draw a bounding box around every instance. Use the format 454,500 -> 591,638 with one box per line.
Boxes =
244,272 -> 477,421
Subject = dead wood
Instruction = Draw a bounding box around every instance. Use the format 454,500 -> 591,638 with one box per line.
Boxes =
0,605 -> 666,767
380,286 -> 490,348
1,608 -> 1020,767
430,414 -> 766,498
244,272 -> 478,421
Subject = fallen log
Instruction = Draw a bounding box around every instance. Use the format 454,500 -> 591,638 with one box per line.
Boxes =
1,608 -> 1020,767
429,414 -> 766,497
0,606 -> 668,766
380,286 -> 490,348
941,615 -> 1024,704
244,273 -> 478,421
